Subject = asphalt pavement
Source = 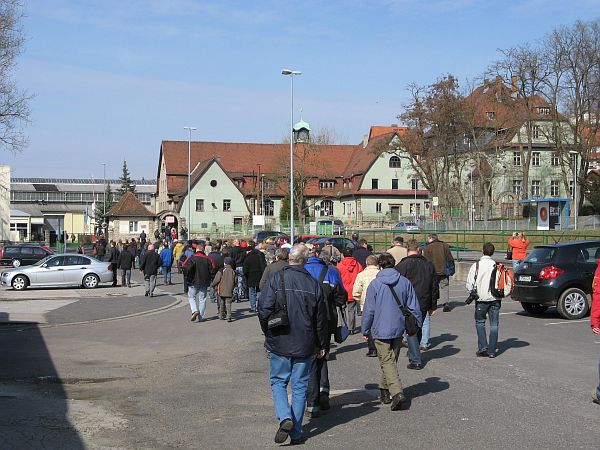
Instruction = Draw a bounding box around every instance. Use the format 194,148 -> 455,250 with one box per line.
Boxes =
0,273 -> 598,449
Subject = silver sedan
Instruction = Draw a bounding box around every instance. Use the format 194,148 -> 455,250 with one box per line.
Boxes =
1,254 -> 114,291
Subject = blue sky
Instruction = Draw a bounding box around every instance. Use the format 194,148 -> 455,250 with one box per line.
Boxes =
5,0 -> 600,178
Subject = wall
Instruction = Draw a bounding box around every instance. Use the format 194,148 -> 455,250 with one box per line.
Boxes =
110,217 -> 152,242
0,166 -> 10,241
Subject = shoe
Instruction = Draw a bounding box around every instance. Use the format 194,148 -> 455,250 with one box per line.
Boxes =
144,291 -> 149,297
489,353 -> 496,359
198,317 -> 206,322
128,284 -> 131,288
274,419 -> 294,444
304,409 -> 320,418
168,282 -> 174,285
407,363 -> 423,370
380,389 -> 392,404
399,340 -> 408,348
319,393 -> 330,411
289,437 -> 306,445
150,293 -> 154,297
190,312 -> 199,322
476,349 -> 489,357
227,318 -> 232,323
390,392 -> 406,411
592,390 -> 600,405
366,350 -> 378,357
443,303 -> 452,312
419,344 -> 431,351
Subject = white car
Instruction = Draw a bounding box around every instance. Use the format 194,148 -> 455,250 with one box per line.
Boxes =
392,222 -> 421,232
1,254 -> 114,291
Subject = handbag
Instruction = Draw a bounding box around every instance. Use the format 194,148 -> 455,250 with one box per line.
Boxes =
267,270 -> 289,330
506,248 -> 513,260
388,285 -> 419,336
334,307 -> 350,343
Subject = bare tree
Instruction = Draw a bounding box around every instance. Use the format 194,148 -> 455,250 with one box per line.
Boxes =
0,0 -> 30,152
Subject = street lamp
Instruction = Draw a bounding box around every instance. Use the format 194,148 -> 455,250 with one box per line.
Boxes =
569,151 -> 578,230
184,127 -> 197,236
282,69 -> 301,243
101,163 -> 106,239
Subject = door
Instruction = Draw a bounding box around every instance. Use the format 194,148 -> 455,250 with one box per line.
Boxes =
32,256 -> 66,286
62,255 -> 89,285
233,217 -> 243,231
390,206 -> 400,222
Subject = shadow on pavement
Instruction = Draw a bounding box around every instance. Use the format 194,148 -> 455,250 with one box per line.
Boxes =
402,376 -> 450,409
428,333 -> 458,349
423,344 -> 460,361
0,321 -> 85,448
329,341 -> 367,359
497,337 -> 530,356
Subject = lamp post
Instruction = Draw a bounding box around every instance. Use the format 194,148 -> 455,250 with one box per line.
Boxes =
184,127 -> 197,236
282,69 -> 301,243
570,151 -> 578,230
101,163 -> 106,239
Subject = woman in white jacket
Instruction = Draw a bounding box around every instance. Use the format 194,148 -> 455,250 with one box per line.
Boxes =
353,254 -> 380,357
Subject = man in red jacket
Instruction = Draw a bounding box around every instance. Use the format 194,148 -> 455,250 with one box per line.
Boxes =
591,260 -> 600,405
337,246 -> 363,333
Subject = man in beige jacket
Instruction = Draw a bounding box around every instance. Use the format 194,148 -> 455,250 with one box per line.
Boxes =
352,254 -> 380,357
387,236 -> 408,265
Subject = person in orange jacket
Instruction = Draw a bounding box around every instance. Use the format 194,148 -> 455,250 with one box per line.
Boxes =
337,246 -> 363,334
507,232 -> 530,270
591,260 -> 600,405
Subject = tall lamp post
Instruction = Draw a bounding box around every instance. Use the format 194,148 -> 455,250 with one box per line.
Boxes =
570,151 -> 578,230
282,69 -> 301,243
184,127 -> 197,236
101,163 -> 106,240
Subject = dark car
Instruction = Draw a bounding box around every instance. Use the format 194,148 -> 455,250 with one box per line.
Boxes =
253,231 -> 286,244
0,244 -> 54,267
511,240 -> 600,320
309,237 -> 358,253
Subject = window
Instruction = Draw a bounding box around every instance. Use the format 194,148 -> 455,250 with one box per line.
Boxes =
532,152 -> 540,166
129,221 -> 138,233
569,180 -> 574,198
411,179 -> 419,190
320,200 -> 333,217
532,125 -> 540,139
538,107 -> 550,115
319,180 -> 335,189
195,199 -> 204,211
551,180 -> 560,196
389,156 -> 401,168
551,153 -> 560,166
391,179 -> 399,190
210,180 -> 218,187
531,180 -> 541,197
264,180 -> 276,189
487,111 -> 496,120
264,199 -> 274,216
513,152 -> 521,166
376,202 -> 382,213
371,179 -> 379,189
513,180 -> 522,197
223,199 -> 231,211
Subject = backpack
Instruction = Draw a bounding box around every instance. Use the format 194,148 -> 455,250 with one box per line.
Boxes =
489,263 -> 514,298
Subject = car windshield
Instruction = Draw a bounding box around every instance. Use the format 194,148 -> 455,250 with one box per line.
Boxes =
525,247 -> 556,264
32,255 -> 53,266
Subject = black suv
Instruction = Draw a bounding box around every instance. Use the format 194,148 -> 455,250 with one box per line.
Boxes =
0,244 -> 53,267
512,240 -> 600,320
253,230 -> 286,244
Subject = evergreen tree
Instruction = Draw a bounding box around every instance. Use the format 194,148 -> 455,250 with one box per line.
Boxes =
279,192 -> 309,223
118,160 -> 136,196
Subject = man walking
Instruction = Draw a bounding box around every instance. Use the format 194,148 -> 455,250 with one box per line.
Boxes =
591,260 -> 600,405
338,247 -> 363,333
259,248 -> 288,291
140,244 -> 160,297
387,236 -> 408,265
118,243 -> 133,287
243,240 -> 267,312
352,239 -> 372,270
108,241 -> 120,287
352,254 -> 380,357
258,244 -> 328,445
304,248 -> 347,418
207,243 -> 225,304
424,233 -> 454,312
466,243 -> 501,358
396,239 -> 439,369
362,253 -> 422,410
185,242 -> 215,323
160,242 -> 174,285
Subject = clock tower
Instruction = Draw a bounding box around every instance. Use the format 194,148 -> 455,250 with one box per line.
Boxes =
293,117 -> 311,143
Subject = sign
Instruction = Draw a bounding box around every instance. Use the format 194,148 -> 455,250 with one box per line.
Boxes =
537,201 -> 549,230
432,196 -> 439,206
253,215 -> 265,226
165,215 -> 176,224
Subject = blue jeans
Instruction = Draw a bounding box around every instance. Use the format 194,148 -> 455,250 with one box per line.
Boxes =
512,260 -> 522,271
407,334 -> 422,364
163,266 -> 171,284
209,286 -> 217,303
188,286 -> 207,319
249,286 -> 258,311
269,353 -> 312,441
420,312 -> 431,348
475,300 -> 501,354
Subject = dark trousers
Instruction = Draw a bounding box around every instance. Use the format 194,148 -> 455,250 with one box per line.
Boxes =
367,332 -> 377,352
306,355 -> 330,412
110,263 -> 118,284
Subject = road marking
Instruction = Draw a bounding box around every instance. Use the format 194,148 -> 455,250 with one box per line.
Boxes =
544,319 -> 588,325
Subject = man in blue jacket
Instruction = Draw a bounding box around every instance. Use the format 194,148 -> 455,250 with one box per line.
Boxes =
304,250 -> 347,418
258,244 -> 328,445
362,252 -> 422,411
159,242 -> 174,285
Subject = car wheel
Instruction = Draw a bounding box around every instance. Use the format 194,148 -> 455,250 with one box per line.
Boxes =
12,275 -> 28,291
520,302 -> 548,315
82,274 -> 99,289
556,287 -> 588,320
11,259 -> 21,267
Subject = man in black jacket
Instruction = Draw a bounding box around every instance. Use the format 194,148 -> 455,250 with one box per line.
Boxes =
185,242 -> 216,322
243,241 -> 267,312
352,239 -> 372,269
118,243 -> 134,287
140,244 -> 161,297
258,244 -> 328,446
207,243 -> 225,306
395,239 -> 439,369
107,241 -> 120,286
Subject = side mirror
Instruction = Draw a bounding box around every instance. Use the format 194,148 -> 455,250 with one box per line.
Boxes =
42,264 -> 48,268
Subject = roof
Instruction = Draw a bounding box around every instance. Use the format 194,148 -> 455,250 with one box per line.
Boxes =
105,191 -> 155,217
293,119 -> 311,131
369,125 -> 408,141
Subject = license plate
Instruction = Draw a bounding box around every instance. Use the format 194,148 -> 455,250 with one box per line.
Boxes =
519,275 -> 531,282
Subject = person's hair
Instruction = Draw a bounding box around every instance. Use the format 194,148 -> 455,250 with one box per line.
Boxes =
512,231 -> 519,237
196,242 -> 205,252
123,243 -> 128,250
406,239 -> 420,252
233,239 -> 239,246
212,242 -> 221,251
187,240 -> 194,247
378,252 -> 396,269
275,248 -> 289,261
288,244 -> 308,265
324,240 -> 331,246
366,254 -> 378,266
164,242 -> 168,248
394,236 -> 404,244
358,238 -> 368,247
483,242 -> 495,256
428,233 -> 438,241
148,244 -> 154,251
351,232 -> 359,240
247,240 -> 255,249
342,246 -> 353,257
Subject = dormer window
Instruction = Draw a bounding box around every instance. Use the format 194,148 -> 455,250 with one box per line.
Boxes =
234,178 -> 244,188
389,156 -> 401,168
319,180 -> 335,189
538,107 -> 550,115
486,111 -> 495,120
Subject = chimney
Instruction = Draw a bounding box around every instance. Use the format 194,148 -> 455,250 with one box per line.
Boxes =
495,75 -> 502,84
483,79 -> 489,88
511,75 -> 518,92
362,134 -> 369,148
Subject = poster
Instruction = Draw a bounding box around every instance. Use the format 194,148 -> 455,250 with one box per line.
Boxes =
537,201 -> 549,230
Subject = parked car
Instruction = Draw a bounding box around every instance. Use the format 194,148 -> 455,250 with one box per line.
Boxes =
511,240 -> 600,320
308,237 -> 358,254
316,220 -> 345,235
0,244 -> 53,267
392,222 -> 421,232
253,230 -> 286,244
263,235 -> 289,246
294,235 -> 319,244
1,254 -> 114,291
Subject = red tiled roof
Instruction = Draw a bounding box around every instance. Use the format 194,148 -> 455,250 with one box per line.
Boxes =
369,125 -> 408,140
106,191 -> 155,217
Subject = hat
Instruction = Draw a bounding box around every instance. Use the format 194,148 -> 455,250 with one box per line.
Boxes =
173,239 -> 178,243
224,257 -> 234,266
240,241 -> 248,248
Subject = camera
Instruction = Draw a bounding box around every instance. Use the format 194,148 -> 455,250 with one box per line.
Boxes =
465,289 -> 479,305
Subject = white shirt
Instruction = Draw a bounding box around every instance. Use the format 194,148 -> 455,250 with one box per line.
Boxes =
466,255 -> 497,302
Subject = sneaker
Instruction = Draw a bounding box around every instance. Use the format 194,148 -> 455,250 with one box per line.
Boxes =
274,419 -> 294,444
407,363 -> 423,370
144,291 -> 149,297
419,344 -> 431,351
319,393 -> 330,411
443,303 -> 452,312
476,349 -> 489,357
366,350 -> 378,357
289,437 -> 306,445
488,352 -> 497,359
390,392 -> 406,411
227,318 -> 233,323
304,409 -> 320,418
190,312 -> 199,322
380,389 -> 392,404
592,390 -> 600,405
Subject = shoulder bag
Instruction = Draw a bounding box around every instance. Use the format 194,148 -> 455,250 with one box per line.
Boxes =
267,270 -> 289,330
465,262 -> 479,305
388,285 -> 419,336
